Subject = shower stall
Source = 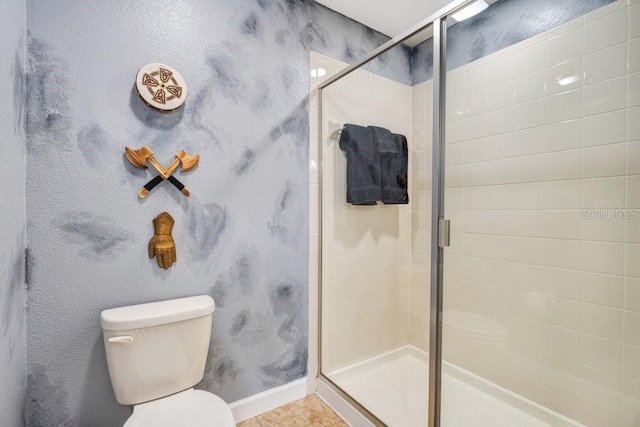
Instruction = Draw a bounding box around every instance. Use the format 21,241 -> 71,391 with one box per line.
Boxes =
310,0 -> 640,425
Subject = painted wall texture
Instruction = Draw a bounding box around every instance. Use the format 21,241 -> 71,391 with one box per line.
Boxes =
24,0 -> 408,425
411,0 -> 615,85
0,0 -> 27,425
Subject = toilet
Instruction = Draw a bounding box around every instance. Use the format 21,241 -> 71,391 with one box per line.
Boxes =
100,295 -> 235,426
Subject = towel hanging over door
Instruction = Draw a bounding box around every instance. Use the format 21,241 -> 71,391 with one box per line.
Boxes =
338,124 -> 409,205
338,124 -> 381,205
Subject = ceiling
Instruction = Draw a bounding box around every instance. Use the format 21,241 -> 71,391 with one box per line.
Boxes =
316,0 -> 452,39
315,0 -> 497,46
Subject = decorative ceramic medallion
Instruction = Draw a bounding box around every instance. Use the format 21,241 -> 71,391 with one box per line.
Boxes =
135,63 -> 187,112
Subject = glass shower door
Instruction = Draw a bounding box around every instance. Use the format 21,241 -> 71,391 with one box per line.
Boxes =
317,28 -> 435,427
440,1 -> 639,426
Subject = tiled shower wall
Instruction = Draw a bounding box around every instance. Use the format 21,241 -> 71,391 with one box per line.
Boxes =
409,81 -> 433,352
311,51 -> 413,374
433,1 -> 640,424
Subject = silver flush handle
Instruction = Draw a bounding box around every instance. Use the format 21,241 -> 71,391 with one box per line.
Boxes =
438,219 -> 450,248
108,336 -> 134,346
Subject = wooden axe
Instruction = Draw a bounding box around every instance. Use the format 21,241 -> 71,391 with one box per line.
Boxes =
125,146 -> 190,197
139,150 -> 199,198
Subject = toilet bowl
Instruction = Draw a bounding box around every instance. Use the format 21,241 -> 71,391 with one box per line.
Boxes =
124,388 -> 234,427
100,295 -> 235,427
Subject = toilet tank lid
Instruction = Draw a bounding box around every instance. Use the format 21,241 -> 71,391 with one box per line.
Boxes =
101,295 -> 215,331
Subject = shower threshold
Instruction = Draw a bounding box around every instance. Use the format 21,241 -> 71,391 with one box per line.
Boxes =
322,346 -> 584,427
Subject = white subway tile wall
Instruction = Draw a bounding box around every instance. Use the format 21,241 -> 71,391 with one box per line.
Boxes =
410,79 -> 434,352
408,1 -> 640,424
310,51 -> 414,375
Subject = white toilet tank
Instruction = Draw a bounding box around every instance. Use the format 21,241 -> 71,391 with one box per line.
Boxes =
100,295 -> 215,406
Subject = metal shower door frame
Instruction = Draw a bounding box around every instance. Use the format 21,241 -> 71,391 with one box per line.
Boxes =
315,1 -> 476,425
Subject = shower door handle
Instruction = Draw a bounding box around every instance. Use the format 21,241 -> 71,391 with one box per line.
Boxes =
438,219 -> 450,248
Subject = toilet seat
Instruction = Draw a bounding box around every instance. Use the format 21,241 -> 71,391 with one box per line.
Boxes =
124,388 -> 235,427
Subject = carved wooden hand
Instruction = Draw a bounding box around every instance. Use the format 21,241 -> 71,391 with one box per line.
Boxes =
149,212 -> 177,269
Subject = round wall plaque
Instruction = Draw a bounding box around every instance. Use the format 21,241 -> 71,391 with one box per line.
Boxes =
135,63 -> 187,112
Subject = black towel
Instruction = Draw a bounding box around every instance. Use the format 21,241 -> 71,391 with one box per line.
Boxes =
380,133 -> 409,205
369,126 -> 398,154
338,124 -> 380,205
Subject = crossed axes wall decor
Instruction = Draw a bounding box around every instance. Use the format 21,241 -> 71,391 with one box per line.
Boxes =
125,146 -> 200,198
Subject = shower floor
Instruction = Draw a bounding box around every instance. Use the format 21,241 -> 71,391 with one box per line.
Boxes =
326,347 -> 582,427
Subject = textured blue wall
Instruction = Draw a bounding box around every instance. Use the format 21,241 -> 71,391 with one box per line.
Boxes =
0,0 -> 27,425
24,0 -> 408,425
411,0 -> 615,85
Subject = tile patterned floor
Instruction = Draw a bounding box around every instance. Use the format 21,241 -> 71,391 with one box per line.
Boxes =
237,394 -> 348,427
